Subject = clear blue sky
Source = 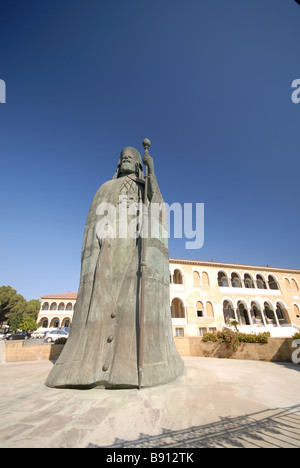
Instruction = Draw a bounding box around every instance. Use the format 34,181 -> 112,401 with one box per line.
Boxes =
0,0 -> 299,300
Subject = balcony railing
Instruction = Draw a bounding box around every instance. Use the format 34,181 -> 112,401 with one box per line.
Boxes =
218,280 -> 281,294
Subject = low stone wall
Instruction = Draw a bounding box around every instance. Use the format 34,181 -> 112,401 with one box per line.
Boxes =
0,341 -> 5,363
1,337 -> 296,364
3,341 -> 64,363
174,337 -> 295,363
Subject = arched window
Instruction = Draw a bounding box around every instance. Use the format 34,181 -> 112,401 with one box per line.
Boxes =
173,269 -> 183,285
250,301 -> 263,325
202,272 -> 210,286
291,279 -> 299,291
196,301 -> 204,317
171,298 -> 185,319
285,278 -> 291,290
268,275 -> 279,290
58,303 -> 65,311
256,275 -> 267,289
294,304 -> 300,318
276,303 -> 287,324
193,271 -> 200,286
62,318 -> 71,328
206,301 -> 214,318
231,273 -> 242,288
50,317 -> 60,328
238,301 -> 250,325
223,300 -> 235,322
244,274 -> 255,289
42,302 -> 49,311
66,303 -> 73,311
41,319 -> 48,328
218,271 -> 229,287
50,302 -> 57,311
264,302 -> 275,324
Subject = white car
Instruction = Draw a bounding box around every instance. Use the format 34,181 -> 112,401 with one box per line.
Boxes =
31,331 -> 46,339
0,330 -> 12,340
44,330 -> 69,343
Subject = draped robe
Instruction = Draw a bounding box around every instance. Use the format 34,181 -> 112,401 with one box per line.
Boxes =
46,164 -> 184,389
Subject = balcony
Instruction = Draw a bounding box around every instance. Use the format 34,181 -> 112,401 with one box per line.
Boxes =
172,318 -> 188,326
171,283 -> 184,292
218,284 -> 281,296
218,273 -> 281,296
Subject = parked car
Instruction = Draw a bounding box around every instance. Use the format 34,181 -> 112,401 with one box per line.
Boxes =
31,331 -> 46,339
0,330 -> 12,340
6,331 -> 31,341
44,330 -> 69,343
57,327 -> 71,333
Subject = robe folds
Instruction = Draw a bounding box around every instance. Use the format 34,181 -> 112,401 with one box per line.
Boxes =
46,169 -> 184,389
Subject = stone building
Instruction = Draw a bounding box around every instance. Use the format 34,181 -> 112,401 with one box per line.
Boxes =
38,292 -> 77,329
170,258 -> 300,338
37,259 -> 300,337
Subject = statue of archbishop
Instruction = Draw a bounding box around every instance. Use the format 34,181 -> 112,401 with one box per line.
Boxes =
46,142 -> 184,389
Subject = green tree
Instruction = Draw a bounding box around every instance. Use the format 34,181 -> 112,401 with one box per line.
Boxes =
24,299 -> 40,321
0,286 -> 22,327
0,285 -> 41,331
7,295 -> 27,331
20,315 -> 38,332
20,300 -> 40,331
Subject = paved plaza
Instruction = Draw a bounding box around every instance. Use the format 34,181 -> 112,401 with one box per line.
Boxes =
0,357 -> 300,448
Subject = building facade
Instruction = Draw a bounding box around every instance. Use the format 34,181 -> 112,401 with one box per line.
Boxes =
170,258 -> 300,338
37,259 -> 300,337
38,292 -> 77,330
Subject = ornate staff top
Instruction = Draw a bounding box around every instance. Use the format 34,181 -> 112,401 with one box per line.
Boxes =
142,138 -> 151,153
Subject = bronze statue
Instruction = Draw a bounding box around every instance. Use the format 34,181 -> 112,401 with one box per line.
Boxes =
46,140 -> 184,389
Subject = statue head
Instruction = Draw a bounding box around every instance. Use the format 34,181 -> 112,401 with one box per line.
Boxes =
113,147 -> 144,179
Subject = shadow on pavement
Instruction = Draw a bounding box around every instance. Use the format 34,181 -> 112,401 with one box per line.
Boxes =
88,404 -> 300,448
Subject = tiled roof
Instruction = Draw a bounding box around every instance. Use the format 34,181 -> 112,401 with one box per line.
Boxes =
41,292 -> 78,300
